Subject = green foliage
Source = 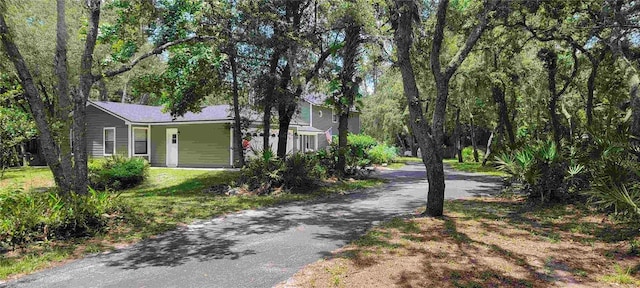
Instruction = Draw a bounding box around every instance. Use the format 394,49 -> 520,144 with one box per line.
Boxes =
322,134 -> 399,175
0,105 -> 37,169
461,147 -> 484,162
495,141 -> 571,202
239,150 -> 325,193
88,156 -> 149,191
346,134 -> 378,150
283,153 -> 327,191
361,69 -> 408,144
367,144 -> 398,164
584,133 -> 640,220
0,187 -> 124,250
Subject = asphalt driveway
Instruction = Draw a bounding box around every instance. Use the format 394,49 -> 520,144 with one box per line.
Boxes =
2,163 -> 501,288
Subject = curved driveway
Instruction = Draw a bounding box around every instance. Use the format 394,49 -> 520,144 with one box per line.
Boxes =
2,163 -> 500,288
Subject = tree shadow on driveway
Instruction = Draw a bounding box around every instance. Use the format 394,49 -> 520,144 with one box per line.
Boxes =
102,162 -> 502,271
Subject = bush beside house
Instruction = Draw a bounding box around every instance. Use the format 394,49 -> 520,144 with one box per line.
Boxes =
88,156 -> 150,191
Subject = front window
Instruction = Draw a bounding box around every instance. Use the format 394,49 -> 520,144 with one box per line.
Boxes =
134,128 -> 148,155
104,128 -> 116,155
332,109 -> 338,123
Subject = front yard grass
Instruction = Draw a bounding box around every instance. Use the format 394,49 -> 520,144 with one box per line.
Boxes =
386,156 -> 422,169
444,159 -> 507,177
0,167 -> 385,281
280,198 -> 640,287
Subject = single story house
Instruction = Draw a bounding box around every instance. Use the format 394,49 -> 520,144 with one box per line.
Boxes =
87,100 -> 346,168
87,101 -> 238,168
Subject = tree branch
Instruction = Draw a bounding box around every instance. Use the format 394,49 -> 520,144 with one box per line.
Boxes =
430,0 -> 448,80
444,0 -> 499,80
96,35 -> 218,82
557,48 -> 579,97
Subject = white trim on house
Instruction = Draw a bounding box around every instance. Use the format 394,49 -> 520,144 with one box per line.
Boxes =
229,126 -> 234,167
130,120 -> 234,126
309,102 -> 313,126
103,127 -> 116,156
297,131 -> 322,136
148,124 -> 152,163
127,124 -> 132,157
132,127 -> 150,156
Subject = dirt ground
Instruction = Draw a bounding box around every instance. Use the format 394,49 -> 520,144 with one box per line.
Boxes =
277,198 -> 640,288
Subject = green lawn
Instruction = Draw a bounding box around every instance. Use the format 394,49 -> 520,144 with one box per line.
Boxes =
0,167 -> 54,190
0,167 -> 385,280
389,156 -> 505,177
387,156 -> 422,169
443,159 -> 506,177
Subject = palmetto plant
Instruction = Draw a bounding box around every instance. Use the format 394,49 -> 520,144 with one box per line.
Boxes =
587,183 -> 640,219
495,141 -> 568,202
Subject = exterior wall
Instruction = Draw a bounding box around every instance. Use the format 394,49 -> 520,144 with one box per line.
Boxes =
300,101 -> 311,123
309,104 -> 361,149
86,105 -> 128,157
150,123 -> 231,168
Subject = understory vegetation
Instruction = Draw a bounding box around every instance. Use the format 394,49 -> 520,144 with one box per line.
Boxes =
495,133 -> 640,221
237,133 -> 397,195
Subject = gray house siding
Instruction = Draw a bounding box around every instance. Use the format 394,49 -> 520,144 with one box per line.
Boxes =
150,123 -> 231,168
309,105 -> 360,149
85,105 -> 128,157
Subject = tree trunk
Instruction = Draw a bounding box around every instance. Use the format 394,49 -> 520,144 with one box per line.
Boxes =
229,47 -> 244,167
541,49 -> 562,148
276,103 -> 295,159
408,134 -> 417,157
455,107 -> 462,163
393,0 -> 493,217
262,52 -> 280,153
631,82 -> 640,141
54,0 -> 74,185
97,79 -> 108,101
263,103 -> 272,153
586,62 -> 598,127
138,93 -> 149,105
492,84 -> 515,145
20,143 -> 28,166
72,0 -> 101,195
336,21 -> 361,176
337,113 -> 349,174
470,115 -> 479,162
482,130 -> 495,166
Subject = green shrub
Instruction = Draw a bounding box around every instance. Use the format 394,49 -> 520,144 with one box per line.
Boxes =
283,153 -> 325,191
88,156 -> 149,190
495,141 -> 569,202
240,150 -> 325,193
462,147 -> 484,162
324,134 -> 401,174
368,144 -> 398,164
584,134 -> 640,219
0,187 -> 124,250
347,134 -> 378,151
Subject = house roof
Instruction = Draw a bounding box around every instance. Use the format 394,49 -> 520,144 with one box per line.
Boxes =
89,100 -> 312,126
89,101 -> 233,123
301,93 -> 359,113
302,92 -> 329,106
